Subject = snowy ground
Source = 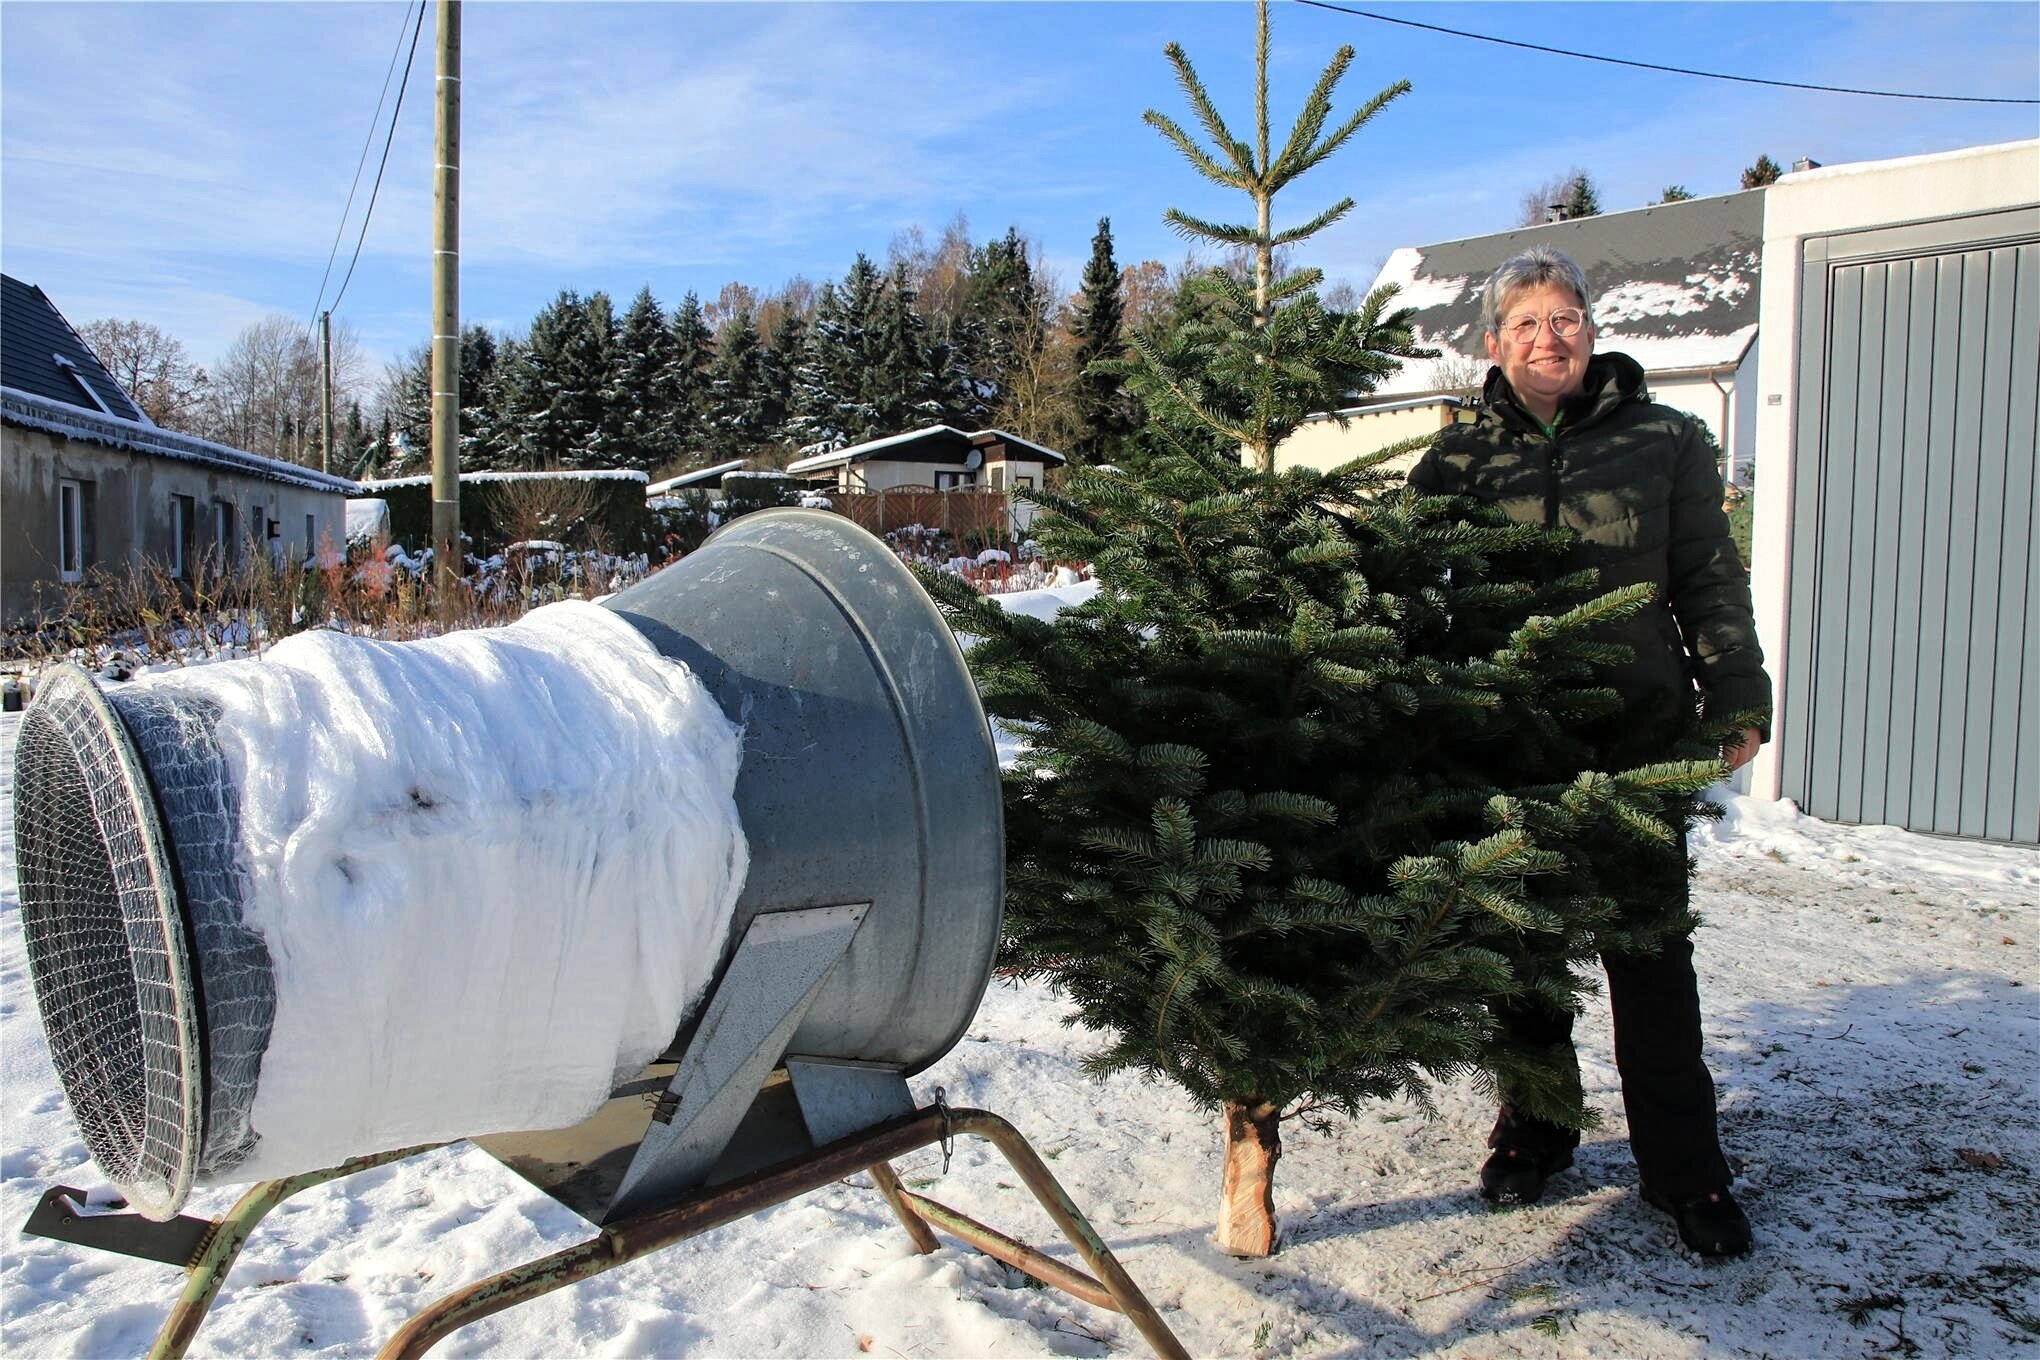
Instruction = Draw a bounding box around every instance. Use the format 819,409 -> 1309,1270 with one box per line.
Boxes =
3,705 -> 2037,1358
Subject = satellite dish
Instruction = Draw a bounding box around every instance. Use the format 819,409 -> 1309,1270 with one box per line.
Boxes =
963,449 -> 983,471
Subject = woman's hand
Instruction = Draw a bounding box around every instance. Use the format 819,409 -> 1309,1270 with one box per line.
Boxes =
1723,726 -> 1762,771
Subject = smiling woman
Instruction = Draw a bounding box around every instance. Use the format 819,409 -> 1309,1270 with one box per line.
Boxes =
1409,244 -> 1773,1257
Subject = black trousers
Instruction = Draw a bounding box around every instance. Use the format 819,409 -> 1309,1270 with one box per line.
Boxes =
1491,933 -> 1733,1199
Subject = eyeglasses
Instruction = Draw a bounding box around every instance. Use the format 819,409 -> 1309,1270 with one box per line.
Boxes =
1499,308 -> 1588,344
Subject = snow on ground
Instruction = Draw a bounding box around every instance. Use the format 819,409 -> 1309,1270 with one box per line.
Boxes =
3,659 -> 2037,1356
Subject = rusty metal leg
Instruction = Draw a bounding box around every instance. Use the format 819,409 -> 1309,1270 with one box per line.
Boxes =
380,1108 -> 1189,1360
147,1145 -> 436,1360
867,1162 -> 939,1254
948,1110 -> 1191,1360
381,1113 -> 957,1360
895,1188 -> 1120,1311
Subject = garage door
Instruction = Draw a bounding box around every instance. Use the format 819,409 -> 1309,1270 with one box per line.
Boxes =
1783,211 -> 2038,844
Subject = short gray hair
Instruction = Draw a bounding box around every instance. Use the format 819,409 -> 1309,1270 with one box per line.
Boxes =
1481,247 -> 1592,336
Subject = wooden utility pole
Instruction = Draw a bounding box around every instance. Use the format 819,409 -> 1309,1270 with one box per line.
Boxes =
319,311 -> 333,475
430,0 -> 462,606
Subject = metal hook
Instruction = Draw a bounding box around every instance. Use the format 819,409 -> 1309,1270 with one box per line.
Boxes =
931,1086 -> 954,1175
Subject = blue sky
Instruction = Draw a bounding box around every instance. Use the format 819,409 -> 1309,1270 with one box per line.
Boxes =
3,1 -> 2035,378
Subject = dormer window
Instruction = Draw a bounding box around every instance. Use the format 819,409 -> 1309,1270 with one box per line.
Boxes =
52,354 -> 116,416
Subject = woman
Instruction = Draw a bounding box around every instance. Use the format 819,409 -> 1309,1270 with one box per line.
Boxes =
1408,246 -> 1771,1258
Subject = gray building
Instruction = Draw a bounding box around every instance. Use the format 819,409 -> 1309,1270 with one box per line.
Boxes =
2,275 -> 355,629
1748,141 -> 2039,845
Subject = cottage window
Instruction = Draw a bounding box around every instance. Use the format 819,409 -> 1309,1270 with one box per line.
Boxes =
58,478 -> 93,581
1015,474 -> 1036,491
305,513 -> 317,557
171,494 -> 196,579
936,471 -> 977,490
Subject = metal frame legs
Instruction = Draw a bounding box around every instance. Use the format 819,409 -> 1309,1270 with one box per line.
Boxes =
101,1109 -> 1185,1360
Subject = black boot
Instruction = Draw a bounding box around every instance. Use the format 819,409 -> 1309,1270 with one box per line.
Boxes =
1479,1142 -> 1575,1205
1642,1184 -> 1751,1257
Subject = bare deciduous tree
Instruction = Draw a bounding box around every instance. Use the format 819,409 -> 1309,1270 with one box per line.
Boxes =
201,314 -> 365,466
75,318 -> 208,429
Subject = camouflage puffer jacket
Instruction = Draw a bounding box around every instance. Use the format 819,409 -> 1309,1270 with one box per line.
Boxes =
1408,352 -> 1772,743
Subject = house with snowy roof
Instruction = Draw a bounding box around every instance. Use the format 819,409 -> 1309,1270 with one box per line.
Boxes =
786,425 -> 1064,495
1281,188 -> 1765,484
787,425 -> 1067,538
1,274 -> 357,629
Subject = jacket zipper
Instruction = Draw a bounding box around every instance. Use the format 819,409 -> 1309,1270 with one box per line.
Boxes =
1543,437 -> 1564,528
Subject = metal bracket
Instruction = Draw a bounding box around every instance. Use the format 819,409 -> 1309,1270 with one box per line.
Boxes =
22,1185 -> 214,1268
605,903 -> 870,1220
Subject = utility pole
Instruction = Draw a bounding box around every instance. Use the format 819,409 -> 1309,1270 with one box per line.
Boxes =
430,0 -> 462,608
319,311 -> 333,475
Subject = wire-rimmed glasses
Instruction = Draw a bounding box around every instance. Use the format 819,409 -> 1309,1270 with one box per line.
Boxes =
1499,307 -> 1588,344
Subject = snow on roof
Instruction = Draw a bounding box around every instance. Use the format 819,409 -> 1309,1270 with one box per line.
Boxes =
646,459 -> 748,494
1,387 -> 357,493
786,425 -> 1066,474
1364,188 -> 1765,396
360,468 -> 651,490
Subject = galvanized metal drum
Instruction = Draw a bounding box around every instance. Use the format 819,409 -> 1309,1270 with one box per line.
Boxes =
12,508 -> 1002,1219
606,509 -> 1005,1071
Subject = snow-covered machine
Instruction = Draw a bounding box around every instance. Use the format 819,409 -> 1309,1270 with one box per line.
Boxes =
13,509 -> 1187,1359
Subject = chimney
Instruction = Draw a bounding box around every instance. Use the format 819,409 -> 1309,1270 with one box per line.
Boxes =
1791,156 -> 1823,173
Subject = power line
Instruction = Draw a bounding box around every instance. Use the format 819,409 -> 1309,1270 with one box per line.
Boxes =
309,2 -> 424,326
1291,0 -> 2040,106
326,0 -> 429,321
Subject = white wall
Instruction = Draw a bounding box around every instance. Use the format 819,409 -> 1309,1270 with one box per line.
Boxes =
1745,139 -> 2040,802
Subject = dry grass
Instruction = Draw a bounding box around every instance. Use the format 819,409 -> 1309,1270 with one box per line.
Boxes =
2,534 -> 655,683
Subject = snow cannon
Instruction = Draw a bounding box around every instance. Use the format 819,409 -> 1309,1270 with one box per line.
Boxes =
11,509 -> 1003,1224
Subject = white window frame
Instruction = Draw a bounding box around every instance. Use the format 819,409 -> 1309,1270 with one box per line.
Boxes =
58,479 -> 86,581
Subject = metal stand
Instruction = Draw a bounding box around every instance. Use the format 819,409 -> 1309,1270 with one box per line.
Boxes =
25,1108 -> 1189,1360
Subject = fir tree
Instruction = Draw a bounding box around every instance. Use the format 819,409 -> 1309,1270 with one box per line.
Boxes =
1068,217 -> 1137,464
1132,9 -> 1424,472
669,293 -> 717,460
759,308 -> 806,448
610,286 -> 684,473
1740,154 -> 1784,189
920,0 -> 1724,1258
1559,171 -> 1602,219
958,227 -> 1045,426
1656,184 -> 1696,204
872,260 -> 946,433
497,289 -> 611,468
706,308 -> 770,459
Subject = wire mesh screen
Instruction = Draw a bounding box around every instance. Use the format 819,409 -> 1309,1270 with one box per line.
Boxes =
13,664 -> 201,1220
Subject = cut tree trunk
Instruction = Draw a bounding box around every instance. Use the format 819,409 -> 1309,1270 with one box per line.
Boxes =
1216,1097 -> 1282,1257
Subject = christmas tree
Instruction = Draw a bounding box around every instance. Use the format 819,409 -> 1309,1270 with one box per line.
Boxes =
921,0 -> 1725,1258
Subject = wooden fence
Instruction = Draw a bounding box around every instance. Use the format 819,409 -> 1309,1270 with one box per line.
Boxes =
820,486 -> 1014,549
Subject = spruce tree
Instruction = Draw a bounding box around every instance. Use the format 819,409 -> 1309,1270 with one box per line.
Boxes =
959,227 -> 1045,426
920,0 -> 1723,1258
611,286 -> 684,473
1068,217 -> 1137,464
669,293 -> 717,461
706,308 -> 770,459
498,289 -> 606,468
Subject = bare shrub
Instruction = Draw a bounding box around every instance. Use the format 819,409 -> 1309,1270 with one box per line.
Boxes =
487,473 -> 599,550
